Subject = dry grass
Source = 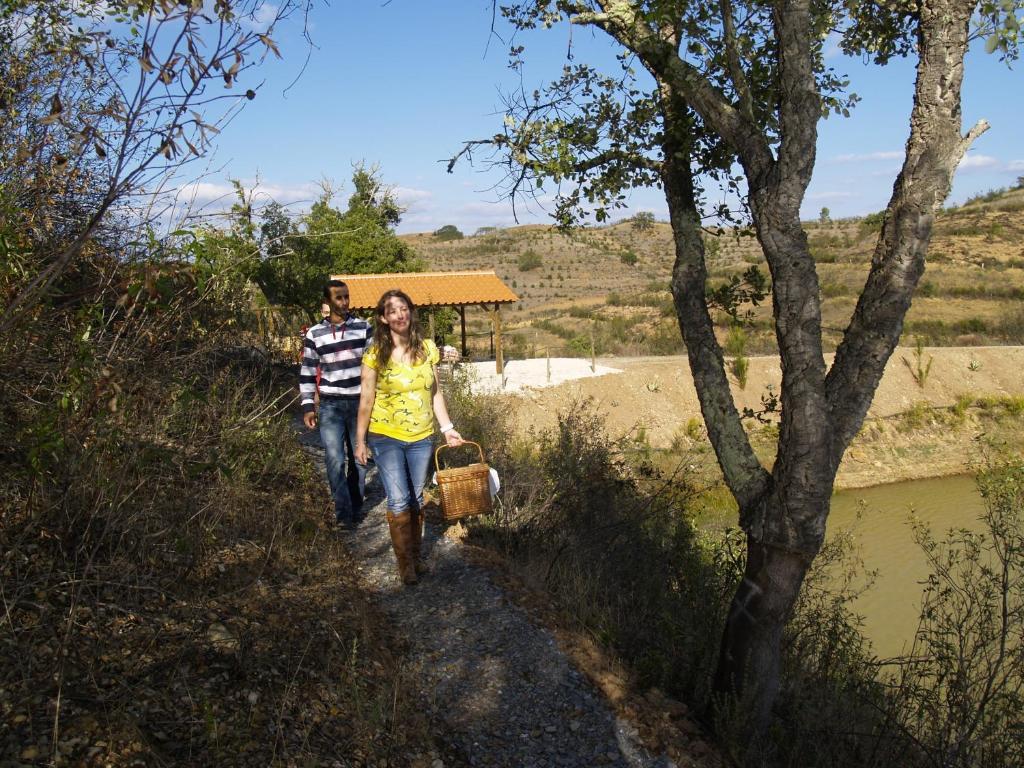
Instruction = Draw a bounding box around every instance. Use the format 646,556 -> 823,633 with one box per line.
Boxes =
0,263 -> 445,765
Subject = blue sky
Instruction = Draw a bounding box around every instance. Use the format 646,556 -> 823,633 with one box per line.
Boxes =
181,2 -> 1024,234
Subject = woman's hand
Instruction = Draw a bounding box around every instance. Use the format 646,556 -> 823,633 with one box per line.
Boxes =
354,441 -> 370,466
443,429 -> 464,448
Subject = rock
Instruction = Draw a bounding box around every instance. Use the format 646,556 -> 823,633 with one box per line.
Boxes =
206,621 -> 238,652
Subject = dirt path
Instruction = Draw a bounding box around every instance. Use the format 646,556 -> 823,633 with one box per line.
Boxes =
298,424 -> 686,767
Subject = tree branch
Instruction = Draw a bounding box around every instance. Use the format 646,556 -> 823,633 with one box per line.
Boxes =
772,0 -> 820,188
719,0 -> 755,124
572,0 -> 774,181
660,85 -> 770,517
825,0 -> 981,462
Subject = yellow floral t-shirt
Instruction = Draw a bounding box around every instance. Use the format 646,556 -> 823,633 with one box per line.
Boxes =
363,340 -> 440,442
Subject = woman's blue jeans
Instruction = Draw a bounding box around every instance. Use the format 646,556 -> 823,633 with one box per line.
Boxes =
319,397 -> 366,525
367,433 -> 433,513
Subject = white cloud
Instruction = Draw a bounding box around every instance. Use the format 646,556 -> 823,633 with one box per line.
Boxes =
1005,159 -> 1024,172
833,151 -> 903,163
957,154 -> 998,171
178,181 -> 236,203
174,179 -> 323,217
240,2 -> 280,30
807,191 -> 859,201
822,31 -> 843,60
393,186 -> 434,211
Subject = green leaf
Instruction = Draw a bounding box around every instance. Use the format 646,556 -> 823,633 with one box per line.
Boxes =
985,34 -> 1000,54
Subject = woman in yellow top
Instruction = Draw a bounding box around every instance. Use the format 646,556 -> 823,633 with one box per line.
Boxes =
355,289 -> 464,585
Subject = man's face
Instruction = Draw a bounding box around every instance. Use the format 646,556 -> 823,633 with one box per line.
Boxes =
326,286 -> 350,317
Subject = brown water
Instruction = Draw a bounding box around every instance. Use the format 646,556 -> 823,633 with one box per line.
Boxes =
828,475 -> 986,658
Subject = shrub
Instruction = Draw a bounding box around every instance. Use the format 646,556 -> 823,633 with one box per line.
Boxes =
631,211 -> 656,231
859,210 -> 885,234
952,392 -> 975,419
0,251 -> 434,763
433,224 -> 464,240
725,325 -> 750,389
902,336 -> 934,388
730,355 -> 749,390
883,460 -> 1024,768
518,250 -> 543,271
646,320 -> 685,355
899,400 -> 932,431
820,280 -> 849,297
620,248 -> 639,266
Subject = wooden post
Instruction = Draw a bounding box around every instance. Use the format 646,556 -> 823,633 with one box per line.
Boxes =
590,324 -> 596,372
428,309 -> 436,344
458,305 -> 467,357
494,301 -> 504,375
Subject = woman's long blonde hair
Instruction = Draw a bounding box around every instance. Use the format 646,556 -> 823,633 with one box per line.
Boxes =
371,289 -> 427,366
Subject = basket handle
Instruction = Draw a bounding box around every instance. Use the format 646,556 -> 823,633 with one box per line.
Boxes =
435,440 -> 486,472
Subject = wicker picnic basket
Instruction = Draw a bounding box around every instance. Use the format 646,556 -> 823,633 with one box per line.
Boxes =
433,441 -> 493,522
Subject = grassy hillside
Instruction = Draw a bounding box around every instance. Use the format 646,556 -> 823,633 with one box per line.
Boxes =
404,186 -> 1024,359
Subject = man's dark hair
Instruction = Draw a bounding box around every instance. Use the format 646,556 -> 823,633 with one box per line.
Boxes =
323,279 -> 348,299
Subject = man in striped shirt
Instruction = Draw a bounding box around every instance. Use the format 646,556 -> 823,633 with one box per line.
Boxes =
300,280 -> 372,528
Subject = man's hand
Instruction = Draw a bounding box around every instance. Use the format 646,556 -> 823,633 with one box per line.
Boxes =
355,441 -> 370,466
303,411 -> 317,430
444,429 -> 465,448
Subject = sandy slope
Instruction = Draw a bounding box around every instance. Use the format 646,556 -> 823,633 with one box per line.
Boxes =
486,346 -> 1024,488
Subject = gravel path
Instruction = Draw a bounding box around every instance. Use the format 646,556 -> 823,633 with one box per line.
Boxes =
299,422 -> 674,767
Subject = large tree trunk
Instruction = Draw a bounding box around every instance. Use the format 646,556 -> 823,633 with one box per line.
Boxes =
713,533 -> 812,728
661,81 -> 830,738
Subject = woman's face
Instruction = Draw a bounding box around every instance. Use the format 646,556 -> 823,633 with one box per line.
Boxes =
380,296 -> 411,333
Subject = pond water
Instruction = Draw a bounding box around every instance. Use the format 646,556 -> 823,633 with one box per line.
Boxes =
827,474 -> 987,658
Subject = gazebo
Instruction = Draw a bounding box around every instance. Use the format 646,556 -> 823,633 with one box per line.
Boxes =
331,270 -> 518,373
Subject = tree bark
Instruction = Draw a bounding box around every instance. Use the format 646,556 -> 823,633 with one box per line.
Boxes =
661,83 -> 827,742
713,535 -> 811,733
661,90 -> 770,513
826,0 -> 985,459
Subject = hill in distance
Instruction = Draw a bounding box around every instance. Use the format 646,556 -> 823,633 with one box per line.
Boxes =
401,186 -> 1024,359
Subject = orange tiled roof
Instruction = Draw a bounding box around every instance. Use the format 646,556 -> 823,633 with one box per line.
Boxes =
330,270 -> 518,310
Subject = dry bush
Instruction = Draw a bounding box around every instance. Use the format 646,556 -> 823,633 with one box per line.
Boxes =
0,249 -> 442,764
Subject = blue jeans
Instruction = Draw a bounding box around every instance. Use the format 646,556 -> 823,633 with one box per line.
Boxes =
319,397 -> 366,524
367,433 -> 433,513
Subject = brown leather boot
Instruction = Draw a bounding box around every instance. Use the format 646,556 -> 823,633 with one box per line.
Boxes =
409,505 -> 427,576
386,510 -> 417,585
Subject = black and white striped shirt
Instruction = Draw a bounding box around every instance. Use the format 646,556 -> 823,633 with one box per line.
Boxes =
299,316 -> 372,413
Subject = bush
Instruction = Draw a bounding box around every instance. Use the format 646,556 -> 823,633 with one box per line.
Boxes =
859,210 -> 885,235
620,248 -> 639,266
433,224 -> 464,240
725,325 -> 749,389
0,249 -> 435,763
882,460 -> 1024,768
631,211 -> 656,231
518,250 -> 543,271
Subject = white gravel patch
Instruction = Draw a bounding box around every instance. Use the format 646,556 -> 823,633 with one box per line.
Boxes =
462,357 -> 623,394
